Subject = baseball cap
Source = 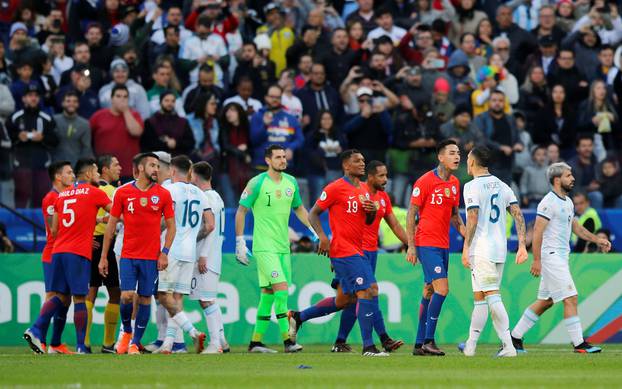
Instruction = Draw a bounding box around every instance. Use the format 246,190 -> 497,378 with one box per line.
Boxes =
153,151 -> 172,165
110,58 -> 129,72
373,35 -> 393,46
356,86 -> 373,98
408,66 -> 422,76
264,2 -> 283,15
25,83 -> 40,95
10,22 -> 27,38
109,23 -> 130,47
538,35 -> 556,47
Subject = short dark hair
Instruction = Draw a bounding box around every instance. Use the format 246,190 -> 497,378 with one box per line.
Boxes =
193,161 -> 213,182
490,89 -> 505,98
73,40 -> 89,50
374,6 -> 392,18
367,160 -> 386,175
74,158 -> 97,176
171,155 -> 192,174
199,64 -> 214,74
97,154 -> 115,172
470,145 -> 491,168
436,139 -> 458,154
266,84 -> 283,95
48,160 -> 72,181
575,133 -> 593,147
572,191 -> 589,202
133,152 -> 159,168
111,84 -> 129,98
265,144 -> 285,158
164,24 -> 180,35
63,90 -> 79,101
340,149 -> 362,164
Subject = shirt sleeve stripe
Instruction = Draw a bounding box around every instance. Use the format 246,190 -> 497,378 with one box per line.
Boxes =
536,213 -> 550,221
509,201 -> 518,205
466,205 -> 479,210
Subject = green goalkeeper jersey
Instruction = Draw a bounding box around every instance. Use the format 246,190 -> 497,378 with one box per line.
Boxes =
239,172 -> 302,254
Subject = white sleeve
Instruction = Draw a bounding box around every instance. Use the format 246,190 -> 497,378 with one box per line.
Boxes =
503,183 -> 518,207
198,237 -> 209,258
536,196 -> 554,221
463,182 -> 479,210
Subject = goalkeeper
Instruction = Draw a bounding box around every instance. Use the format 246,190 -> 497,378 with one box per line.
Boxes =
235,145 -> 317,354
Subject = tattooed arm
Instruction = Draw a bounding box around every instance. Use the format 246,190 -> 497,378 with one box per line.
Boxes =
509,203 -> 529,264
461,207 -> 478,268
406,203 -> 419,264
451,205 -> 466,237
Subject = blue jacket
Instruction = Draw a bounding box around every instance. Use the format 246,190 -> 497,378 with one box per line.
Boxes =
250,107 -> 303,167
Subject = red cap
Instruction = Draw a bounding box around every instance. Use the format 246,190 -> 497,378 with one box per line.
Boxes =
434,77 -> 451,94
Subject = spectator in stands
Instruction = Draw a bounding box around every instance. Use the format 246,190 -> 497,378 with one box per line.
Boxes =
0,223 -> 13,253
55,64 -> 100,119
10,61 -> 38,112
223,77 -> 263,117
494,5 -> 537,62
431,77 -> 454,124
0,42 -> 11,85
250,84 -> 303,172
286,25 -> 321,70
533,84 -> 577,157
38,55 -> 58,113
489,53 -> 519,105
320,28 -> 360,89
6,84 -> 58,207
563,25 -> 602,80
513,110 -> 534,174
181,14 -> 229,87
345,0 -> 377,35
594,45 -> 622,98
219,102 -> 251,206
150,6 -> 193,46
524,35 -> 558,78
232,42 -> 276,99
440,104 -> 483,152
0,83 -> 15,120
572,191 -> 603,252
396,66 -> 431,112
0,119 -> 13,208
568,134 -> 603,209
474,89 -> 522,185
398,25 -> 431,66
367,7 -> 406,45
449,0 -> 487,46
578,80 -> 620,151
346,20 -> 366,54
519,66 -> 549,127
58,42 -> 103,90
6,22 -> 41,65
459,32 -> 486,76
183,65 -> 225,115
520,145 -> 549,208
599,157 -> 622,208
547,142 -> 562,164
147,63 -> 185,117
142,90 -> 195,157
90,85 -> 143,181
279,70 -> 303,121
304,109 -> 347,204
471,66 -> 509,117
532,5 -> 566,46
84,23 -> 113,73
98,59 -> 150,120
53,91 -> 92,165
446,49 -> 474,107
257,3 -> 295,76
547,48 -> 589,107
186,93 -> 220,166
586,229 -> 614,253
295,63 -> 343,133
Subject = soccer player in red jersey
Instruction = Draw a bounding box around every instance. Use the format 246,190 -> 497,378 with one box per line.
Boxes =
99,152 -> 176,355
407,139 -> 466,356
38,161 -> 74,354
24,159 -> 112,354
289,150 -> 390,356
332,160 -> 409,353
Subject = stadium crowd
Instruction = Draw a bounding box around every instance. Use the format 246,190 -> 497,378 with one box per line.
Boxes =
1,0 -> 622,211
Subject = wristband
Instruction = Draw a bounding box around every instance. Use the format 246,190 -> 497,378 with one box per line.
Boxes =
161,247 -> 170,255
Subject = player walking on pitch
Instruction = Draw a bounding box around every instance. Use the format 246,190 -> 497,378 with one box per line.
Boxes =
99,152 -> 176,355
38,161 -> 75,354
289,150 -> 389,357
190,161 -> 231,354
458,146 -> 528,357
332,160 -> 408,353
235,145 -> 311,353
407,139 -> 466,356
24,159 -> 112,354
153,155 -> 208,354
510,162 -> 610,354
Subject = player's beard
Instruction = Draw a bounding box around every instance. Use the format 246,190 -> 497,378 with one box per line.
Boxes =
561,182 -> 574,193
148,173 -> 158,183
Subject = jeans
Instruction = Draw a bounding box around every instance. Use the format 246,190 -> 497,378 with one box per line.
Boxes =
13,168 -> 50,208
0,178 -> 14,208
389,173 -> 410,208
219,173 -> 237,208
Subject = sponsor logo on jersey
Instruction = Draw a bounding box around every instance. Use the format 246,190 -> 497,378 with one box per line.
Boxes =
275,189 -> 282,199
286,188 -> 293,197
271,271 -> 279,278
140,197 -> 148,207
356,277 -> 364,285
46,205 -> 54,216
412,187 -> 420,197
151,195 -> 160,204
320,191 -> 327,201
434,266 -> 442,274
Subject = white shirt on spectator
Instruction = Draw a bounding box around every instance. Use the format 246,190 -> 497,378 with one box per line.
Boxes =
367,25 -> 406,45
180,33 -> 228,87
281,93 -> 303,121
573,14 -> 622,45
223,95 -> 263,114
150,25 -> 194,45
52,56 -> 74,85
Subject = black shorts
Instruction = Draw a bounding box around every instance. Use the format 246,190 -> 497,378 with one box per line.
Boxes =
90,235 -> 119,288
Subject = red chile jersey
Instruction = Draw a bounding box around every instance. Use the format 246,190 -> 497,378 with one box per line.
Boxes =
316,177 -> 371,258
410,169 -> 460,249
362,183 -> 393,252
41,189 -> 59,263
52,183 -> 111,260
110,181 -> 174,261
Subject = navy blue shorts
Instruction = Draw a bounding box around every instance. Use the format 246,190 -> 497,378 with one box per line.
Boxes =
42,261 -> 53,293
417,246 -> 449,284
50,253 -> 91,295
120,258 -> 158,296
364,250 -> 378,273
330,255 -> 376,295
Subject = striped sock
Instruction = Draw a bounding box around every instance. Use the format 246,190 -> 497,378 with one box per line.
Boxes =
33,296 -> 62,338
172,312 -> 198,338
74,303 -> 87,349
300,297 -> 338,322
511,308 -> 540,339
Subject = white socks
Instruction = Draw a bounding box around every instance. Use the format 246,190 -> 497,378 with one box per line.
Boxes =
511,308 -> 539,339
156,303 -> 168,341
204,304 -> 226,347
486,294 -> 513,349
163,317 -> 180,348
564,316 -> 584,347
172,312 -> 199,338
467,300 -> 488,344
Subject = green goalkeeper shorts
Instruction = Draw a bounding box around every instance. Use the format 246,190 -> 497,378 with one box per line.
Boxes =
255,252 -> 291,288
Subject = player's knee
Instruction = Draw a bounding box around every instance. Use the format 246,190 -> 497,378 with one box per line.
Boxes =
356,289 -> 372,300
422,284 -> 434,298
121,291 -> 134,303
434,285 -> 449,296
563,295 -> 578,308
370,284 -> 379,297
138,295 -> 152,305
72,295 -> 86,304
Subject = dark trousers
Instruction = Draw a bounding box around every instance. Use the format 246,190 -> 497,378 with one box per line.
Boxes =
13,167 -> 50,208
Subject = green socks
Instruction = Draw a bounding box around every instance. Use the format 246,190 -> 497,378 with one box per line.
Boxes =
274,290 -> 289,341
251,293 -> 275,342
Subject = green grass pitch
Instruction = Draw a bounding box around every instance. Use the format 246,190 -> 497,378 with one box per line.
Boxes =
1,344 -> 621,388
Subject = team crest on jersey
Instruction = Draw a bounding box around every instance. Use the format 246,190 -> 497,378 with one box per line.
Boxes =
359,195 -> 366,203
151,195 -> 160,204
444,188 -> 450,197
46,205 -> 54,216
380,199 -> 386,207
412,187 -> 420,197
271,271 -> 279,278
451,185 -> 457,195
241,190 -> 249,200
286,188 -> 293,197
320,191 -> 327,201
356,277 -> 364,285
275,189 -> 282,199
140,197 -> 148,207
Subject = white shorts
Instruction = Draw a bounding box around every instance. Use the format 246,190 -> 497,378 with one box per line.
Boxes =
190,264 -> 220,302
537,254 -> 577,303
158,259 -> 194,295
471,256 -> 505,292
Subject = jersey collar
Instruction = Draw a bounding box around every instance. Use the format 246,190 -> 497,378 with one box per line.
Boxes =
550,190 -> 567,201
342,175 -> 358,188
74,180 -> 87,187
433,168 -> 452,182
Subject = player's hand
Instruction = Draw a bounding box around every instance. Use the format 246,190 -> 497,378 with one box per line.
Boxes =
99,256 -> 109,278
461,251 -> 470,268
406,245 -> 418,265
235,236 -> 250,266
597,238 -> 612,253
198,257 -> 208,274
530,259 -> 541,277
362,199 -> 376,212
317,235 -> 330,257
158,253 -> 168,271
515,245 -> 528,264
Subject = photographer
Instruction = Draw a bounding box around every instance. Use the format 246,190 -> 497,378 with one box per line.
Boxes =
572,3 -> 622,45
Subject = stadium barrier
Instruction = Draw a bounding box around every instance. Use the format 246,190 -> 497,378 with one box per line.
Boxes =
1,253 -> 621,346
